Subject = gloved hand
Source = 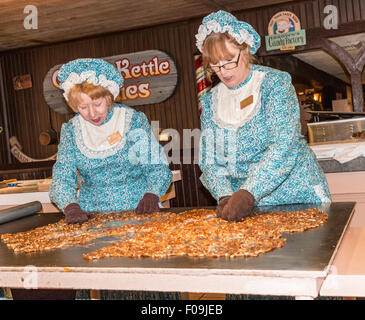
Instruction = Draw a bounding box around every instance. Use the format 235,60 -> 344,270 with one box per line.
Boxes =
135,193 -> 160,214
216,196 -> 230,218
220,189 -> 255,222
64,203 -> 92,224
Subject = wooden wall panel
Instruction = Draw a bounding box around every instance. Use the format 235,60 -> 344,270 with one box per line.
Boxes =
0,161 -> 54,181
361,0 -> 365,20
0,167 -> 52,181
170,163 -> 216,208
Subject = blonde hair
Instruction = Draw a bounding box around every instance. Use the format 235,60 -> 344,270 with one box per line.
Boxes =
67,82 -> 114,112
201,32 -> 256,81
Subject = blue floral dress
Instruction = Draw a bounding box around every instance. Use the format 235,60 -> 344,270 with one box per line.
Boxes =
49,104 -> 172,212
199,64 -> 331,206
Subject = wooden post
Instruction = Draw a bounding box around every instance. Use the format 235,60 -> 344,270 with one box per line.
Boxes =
350,71 -> 364,113
0,61 -> 12,163
90,290 -> 100,300
321,39 -> 365,112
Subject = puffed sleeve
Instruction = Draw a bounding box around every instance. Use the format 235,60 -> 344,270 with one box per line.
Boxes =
241,71 -> 302,201
127,111 -> 172,198
198,92 -> 234,201
49,122 -> 79,210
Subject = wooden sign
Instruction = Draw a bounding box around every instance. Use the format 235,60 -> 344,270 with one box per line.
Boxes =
9,136 -> 57,163
43,50 -> 178,114
13,74 -> 32,90
267,11 -> 301,36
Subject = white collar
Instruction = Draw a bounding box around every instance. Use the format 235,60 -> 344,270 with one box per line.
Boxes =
212,69 -> 265,130
72,106 -> 133,159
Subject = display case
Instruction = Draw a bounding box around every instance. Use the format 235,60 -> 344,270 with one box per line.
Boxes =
308,117 -> 365,144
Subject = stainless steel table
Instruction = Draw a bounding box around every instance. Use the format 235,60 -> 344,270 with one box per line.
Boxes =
0,202 -> 355,299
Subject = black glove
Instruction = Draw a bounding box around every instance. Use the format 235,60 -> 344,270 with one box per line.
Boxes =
135,193 -> 160,214
64,203 -> 92,224
220,189 -> 255,222
216,196 -> 230,218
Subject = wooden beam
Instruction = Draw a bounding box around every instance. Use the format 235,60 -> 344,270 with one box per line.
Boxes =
355,45 -> 365,72
349,71 -> 364,112
261,54 -> 347,90
257,20 -> 365,113
321,39 -> 365,112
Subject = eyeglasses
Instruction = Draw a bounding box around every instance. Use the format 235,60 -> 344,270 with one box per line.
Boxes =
207,50 -> 242,73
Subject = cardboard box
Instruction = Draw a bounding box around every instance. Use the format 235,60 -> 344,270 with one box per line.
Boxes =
332,99 -> 353,112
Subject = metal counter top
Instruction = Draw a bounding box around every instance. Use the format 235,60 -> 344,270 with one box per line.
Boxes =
0,202 -> 355,298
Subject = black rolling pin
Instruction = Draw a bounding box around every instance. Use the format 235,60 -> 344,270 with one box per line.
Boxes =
0,201 -> 42,224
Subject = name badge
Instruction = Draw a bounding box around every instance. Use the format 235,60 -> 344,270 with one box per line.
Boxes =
107,131 -> 122,145
240,95 -> 253,109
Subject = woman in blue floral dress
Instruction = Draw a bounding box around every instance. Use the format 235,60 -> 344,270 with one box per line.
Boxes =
196,11 -> 331,222
49,58 -> 172,224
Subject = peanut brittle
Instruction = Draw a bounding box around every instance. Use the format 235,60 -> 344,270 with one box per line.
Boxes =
1,208 -> 327,260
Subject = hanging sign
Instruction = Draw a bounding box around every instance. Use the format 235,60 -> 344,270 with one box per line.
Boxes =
13,74 -> 32,90
43,50 -> 178,114
265,11 -> 306,51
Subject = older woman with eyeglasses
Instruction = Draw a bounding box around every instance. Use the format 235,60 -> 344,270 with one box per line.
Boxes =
196,11 -> 331,222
